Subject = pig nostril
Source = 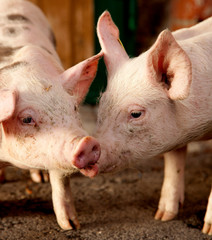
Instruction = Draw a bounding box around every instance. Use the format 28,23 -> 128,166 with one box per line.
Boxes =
77,151 -> 84,162
92,145 -> 98,152
73,137 -> 100,169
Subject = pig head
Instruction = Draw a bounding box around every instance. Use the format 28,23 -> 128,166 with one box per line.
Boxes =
0,46 -> 102,176
93,11 -> 212,173
82,11 -> 212,234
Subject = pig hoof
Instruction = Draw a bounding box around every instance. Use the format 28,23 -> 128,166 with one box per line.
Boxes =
202,222 -> 212,235
69,218 -> 80,230
154,209 -> 177,221
30,169 -> 49,183
59,217 -> 80,230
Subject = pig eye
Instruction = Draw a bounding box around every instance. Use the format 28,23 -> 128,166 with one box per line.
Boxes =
129,108 -> 145,122
18,109 -> 37,127
131,111 -> 142,118
23,117 -> 33,124
20,116 -> 35,126
130,110 -> 145,119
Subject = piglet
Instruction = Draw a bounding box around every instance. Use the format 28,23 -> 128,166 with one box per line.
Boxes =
0,0 -> 102,230
82,11 -> 212,234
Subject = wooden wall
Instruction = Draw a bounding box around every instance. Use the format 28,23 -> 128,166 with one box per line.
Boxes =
29,0 -> 94,69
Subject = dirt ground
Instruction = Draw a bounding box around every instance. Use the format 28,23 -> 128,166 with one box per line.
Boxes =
0,106 -> 212,240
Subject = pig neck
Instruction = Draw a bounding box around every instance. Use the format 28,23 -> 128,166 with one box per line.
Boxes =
0,120 -> 10,167
173,36 -> 212,143
0,133 -> 41,169
0,147 -> 31,169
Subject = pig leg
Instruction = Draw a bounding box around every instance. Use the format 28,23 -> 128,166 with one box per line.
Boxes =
49,169 -> 80,230
202,188 -> 212,235
30,169 -> 49,183
155,146 -> 186,221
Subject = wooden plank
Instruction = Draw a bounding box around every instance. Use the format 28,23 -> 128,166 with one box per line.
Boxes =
27,0 -> 94,69
71,0 -> 94,65
36,0 -> 73,69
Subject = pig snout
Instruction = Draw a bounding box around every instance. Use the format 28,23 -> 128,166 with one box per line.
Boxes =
73,136 -> 100,168
72,136 -> 101,177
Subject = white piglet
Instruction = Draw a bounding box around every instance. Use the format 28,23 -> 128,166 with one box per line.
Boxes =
86,11 -> 212,234
0,0 -> 102,230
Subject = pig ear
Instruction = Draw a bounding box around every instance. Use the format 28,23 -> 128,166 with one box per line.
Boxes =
60,51 -> 103,104
147,29 -> 192,100
0,90 -> 16,122
97,11 -> 129,77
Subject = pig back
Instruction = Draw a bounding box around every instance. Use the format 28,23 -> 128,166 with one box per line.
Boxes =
0,0 -> 58,69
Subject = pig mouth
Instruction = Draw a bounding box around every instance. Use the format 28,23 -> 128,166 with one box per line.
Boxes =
71,136 -> 101,177
79,163 -> 99,178
99,164 -> 117,174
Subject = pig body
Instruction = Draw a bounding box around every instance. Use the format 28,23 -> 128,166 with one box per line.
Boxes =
0,0 -> 102,230
93,12 -> 212,234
